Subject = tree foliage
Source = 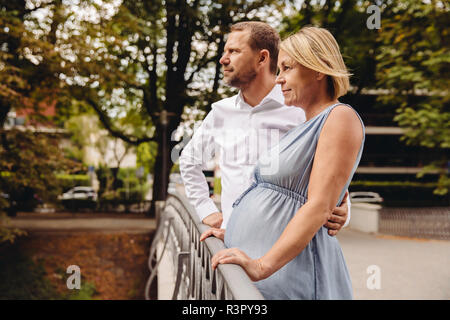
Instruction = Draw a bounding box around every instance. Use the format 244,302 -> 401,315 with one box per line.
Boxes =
0,129 -> 80,210
376,0 -> 449,194
0,0 -> 69,127
281,0 -> 449,194
280,0 -> 379,93
63,0 -> 283,209
1,0 -> 282,213
0,128 -> 79,243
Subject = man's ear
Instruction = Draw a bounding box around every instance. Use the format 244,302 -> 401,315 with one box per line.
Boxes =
259,49 -> 270,65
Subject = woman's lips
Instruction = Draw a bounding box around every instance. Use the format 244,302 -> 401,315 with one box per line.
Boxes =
282,89 -> 291,94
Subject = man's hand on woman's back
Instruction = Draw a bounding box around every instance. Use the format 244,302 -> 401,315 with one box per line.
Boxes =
324,192 -> 349,236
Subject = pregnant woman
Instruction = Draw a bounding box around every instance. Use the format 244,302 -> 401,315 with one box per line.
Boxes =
201,26 -> 365,300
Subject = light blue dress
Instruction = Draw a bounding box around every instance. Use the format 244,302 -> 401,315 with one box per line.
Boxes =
224,103 -> 365,300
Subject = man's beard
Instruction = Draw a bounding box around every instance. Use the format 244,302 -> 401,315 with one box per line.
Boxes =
224,67 -> 257,88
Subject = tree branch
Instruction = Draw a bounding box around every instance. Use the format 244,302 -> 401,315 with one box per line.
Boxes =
186,53 -> 218,84
85,97 -> 156,146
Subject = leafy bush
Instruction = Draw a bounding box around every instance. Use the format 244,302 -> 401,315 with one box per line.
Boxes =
214,177 -> 222,195
95,166 -> 150,211
0,243 -> 97,300
0,213 -> 27,244
60,199 -> 97,211
350,181 -> 449,207
98,184 -> 149,212
56,174 -> 91,192
0,246 -> 61,299
117,187 -> 147,202
0,129 -> 81,213
67,281 -> 97,300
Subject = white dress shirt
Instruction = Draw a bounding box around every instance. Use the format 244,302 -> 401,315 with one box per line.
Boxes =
179,84 -> 350,228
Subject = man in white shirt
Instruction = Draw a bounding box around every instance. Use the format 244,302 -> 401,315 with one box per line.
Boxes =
179,21 -> 349,234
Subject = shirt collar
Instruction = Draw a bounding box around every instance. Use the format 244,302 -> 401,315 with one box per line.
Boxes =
234,84 -> 285,110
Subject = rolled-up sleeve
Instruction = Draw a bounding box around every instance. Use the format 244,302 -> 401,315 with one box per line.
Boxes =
343,193 -> 351,228
179,111 -> 220,221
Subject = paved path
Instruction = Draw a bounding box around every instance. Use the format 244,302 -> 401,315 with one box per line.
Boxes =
7,212 -> 156,234
337,228 -> 450,300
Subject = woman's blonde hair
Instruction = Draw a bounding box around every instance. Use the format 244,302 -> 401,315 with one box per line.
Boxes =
280,27 -> 351,100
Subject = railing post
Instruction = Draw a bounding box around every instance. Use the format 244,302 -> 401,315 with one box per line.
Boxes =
155,200 -> 166,227
172,252 -> 189,299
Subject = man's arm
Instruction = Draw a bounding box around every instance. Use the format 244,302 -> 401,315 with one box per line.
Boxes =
324,191 -> 351,236
179,111 -> 222,226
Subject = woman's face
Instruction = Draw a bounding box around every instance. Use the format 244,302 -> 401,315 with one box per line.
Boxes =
276,50 -> 320,107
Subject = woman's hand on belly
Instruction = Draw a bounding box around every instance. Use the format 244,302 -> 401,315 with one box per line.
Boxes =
200,228 -> 225,242
211,248 -> 271,282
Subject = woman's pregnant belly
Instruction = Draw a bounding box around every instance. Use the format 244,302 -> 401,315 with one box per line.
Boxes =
224,185 -> 304,258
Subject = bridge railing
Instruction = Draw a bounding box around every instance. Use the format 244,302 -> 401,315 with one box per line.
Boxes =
145,185 -> 264,300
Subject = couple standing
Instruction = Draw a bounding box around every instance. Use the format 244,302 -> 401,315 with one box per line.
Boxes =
179,21 -> 365,300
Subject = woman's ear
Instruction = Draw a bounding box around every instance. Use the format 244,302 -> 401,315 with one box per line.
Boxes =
317,72 -> 326,80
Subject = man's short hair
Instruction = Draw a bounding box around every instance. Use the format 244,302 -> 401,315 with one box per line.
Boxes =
230,21 -> 280,75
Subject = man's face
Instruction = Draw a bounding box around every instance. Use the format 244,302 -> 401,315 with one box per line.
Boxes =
219,30 -> 259,88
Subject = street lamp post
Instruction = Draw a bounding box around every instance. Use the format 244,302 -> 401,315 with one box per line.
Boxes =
160,110 -> 168,202
149,109 -> 176,217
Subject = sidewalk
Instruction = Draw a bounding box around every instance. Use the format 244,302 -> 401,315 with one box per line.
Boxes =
337,228 -> 450,300
7,212 -> 156,235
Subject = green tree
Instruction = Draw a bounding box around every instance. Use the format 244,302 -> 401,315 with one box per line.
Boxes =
65,0 -> 282,215
0,0 -> 70,127
1,0 -> 295,215
282,0 -> 449,195
136,141 -> 158,176
280,0 -> 380,94
0,129 -> 79,211
376,0 -> 450,194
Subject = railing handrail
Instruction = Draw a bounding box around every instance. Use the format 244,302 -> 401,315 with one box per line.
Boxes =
146,185 -> 264,300
167,188 -> 265,300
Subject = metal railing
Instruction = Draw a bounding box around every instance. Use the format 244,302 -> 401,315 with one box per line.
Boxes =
145,186 -> 264,300
379,207 -> 450,240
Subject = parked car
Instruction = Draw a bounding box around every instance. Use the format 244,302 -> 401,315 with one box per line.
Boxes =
350,191 -> 384,204
58,186 -> 97,211
58,186 -> 98,201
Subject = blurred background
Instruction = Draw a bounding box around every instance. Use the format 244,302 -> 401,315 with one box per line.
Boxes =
0,0 -> 448,300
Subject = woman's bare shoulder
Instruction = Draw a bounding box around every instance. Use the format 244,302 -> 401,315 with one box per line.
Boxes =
321,104 -> 364,146
328,105 -> 363,132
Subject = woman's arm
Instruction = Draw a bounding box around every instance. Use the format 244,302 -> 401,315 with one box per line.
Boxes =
211,106 -> 364,281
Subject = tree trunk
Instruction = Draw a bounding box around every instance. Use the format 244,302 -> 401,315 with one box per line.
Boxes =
0,105 -> 11,129
147,120 -> 178,217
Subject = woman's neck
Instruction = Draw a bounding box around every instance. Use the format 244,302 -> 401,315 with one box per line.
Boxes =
303,98 -> 339,121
